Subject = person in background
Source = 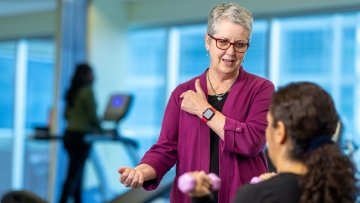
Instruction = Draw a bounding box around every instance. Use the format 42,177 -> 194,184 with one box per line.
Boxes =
187,82 -> 358,203
118,3 -> 274,203
59,63 -> 102,203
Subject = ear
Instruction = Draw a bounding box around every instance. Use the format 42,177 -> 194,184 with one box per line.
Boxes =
205,34 -> 210,51
274,121 -> 286,145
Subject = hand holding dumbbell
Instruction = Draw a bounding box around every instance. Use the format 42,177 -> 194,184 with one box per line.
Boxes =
178,172 -> 221,193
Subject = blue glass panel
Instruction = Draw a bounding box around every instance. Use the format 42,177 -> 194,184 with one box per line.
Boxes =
26,61 -> 54,128
245,20 -> 268,77
179,24 -> 208,83
123,28 -> 167,149
0,42 -> 16,128
0,41 -> 16,197
342,27 -> 355,76
276,13 -> 359,165
23,38 -> 55,200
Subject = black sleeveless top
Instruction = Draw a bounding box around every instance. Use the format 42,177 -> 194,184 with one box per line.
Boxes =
208,92 -> 228,203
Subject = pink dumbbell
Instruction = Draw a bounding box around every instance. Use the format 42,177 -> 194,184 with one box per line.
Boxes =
178,172 -> 221,193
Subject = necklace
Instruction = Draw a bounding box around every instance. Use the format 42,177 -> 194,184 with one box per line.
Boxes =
207,71 -> 235,101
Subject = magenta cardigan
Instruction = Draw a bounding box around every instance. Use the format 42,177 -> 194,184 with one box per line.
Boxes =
140,67 -> 275,203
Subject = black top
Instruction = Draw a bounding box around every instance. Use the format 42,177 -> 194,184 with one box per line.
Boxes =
233,173 -> 301,203
192,173 -> 301,203
208,93 -> 228,203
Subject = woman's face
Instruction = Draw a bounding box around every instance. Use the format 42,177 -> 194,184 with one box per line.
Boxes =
205,20 -> 249,75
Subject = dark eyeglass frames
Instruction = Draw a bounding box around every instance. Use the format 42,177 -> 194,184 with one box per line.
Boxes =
207,34 -> 249,53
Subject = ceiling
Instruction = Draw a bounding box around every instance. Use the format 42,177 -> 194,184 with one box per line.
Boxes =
0,0 -> 56,17
0,0 -> 152,17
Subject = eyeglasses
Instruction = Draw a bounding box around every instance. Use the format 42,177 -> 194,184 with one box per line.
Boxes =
208,34 -> 249,53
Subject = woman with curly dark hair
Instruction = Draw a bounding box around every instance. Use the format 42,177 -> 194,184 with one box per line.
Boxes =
187,81 -> 358,203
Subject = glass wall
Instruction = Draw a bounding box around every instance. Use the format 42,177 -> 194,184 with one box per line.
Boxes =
24,38 -> 55,199
0,41 -> 16,196
272,13 -> 359,154
123,28 -> 168,155
0,39 -> 55,199
178,24 -> 208,83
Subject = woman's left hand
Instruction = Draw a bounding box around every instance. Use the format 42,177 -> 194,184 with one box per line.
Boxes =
180,79 -> 210,117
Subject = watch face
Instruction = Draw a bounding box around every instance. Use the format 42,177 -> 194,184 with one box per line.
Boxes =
203,108 -> 215,119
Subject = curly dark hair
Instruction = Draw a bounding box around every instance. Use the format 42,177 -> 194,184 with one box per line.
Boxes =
270,82 -> 357,203
65,63 -> 94,108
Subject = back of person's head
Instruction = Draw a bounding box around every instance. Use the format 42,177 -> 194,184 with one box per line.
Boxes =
71,63 -> 94,85
270,82 -> 357,203
207,3 -> 253,37
65,63 -> 94,108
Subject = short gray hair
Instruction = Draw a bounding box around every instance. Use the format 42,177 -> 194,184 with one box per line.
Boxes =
207,3 -> 253,39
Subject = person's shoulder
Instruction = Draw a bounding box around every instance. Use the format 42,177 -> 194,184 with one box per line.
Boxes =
234,173 -> 301,203
250,173 -> 300,191
242,69 -> 273,86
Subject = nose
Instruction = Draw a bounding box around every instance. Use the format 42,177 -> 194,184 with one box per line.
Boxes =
225,43 -> 236,55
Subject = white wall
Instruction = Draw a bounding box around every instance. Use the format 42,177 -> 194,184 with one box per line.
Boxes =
88,0 -> 129,114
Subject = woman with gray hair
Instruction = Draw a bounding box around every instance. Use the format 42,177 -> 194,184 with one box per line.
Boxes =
118,3 -> 274,203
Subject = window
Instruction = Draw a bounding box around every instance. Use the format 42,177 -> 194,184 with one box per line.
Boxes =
272,13 -> 360,155
124,28 -> 168,154
24,38 -> 55,198
0,39 -> 55,199
0,41 -> 16,129
245,20 -> 269,77
0,41 -> 16,196
178,24 -> 208,83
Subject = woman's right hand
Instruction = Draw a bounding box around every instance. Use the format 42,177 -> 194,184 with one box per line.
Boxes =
118,166 -> 145,188
118,164 -> 157,188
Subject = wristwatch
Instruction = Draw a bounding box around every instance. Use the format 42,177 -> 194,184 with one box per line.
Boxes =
201,107 -> 216,123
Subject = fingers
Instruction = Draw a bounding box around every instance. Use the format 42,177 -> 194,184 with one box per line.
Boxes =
131,172 -> 144,188
195,79 -> 205,98
118,167 -> 144,188
191,171 -> 211,197
118,167 -> 126,174
259,172 -> 277,181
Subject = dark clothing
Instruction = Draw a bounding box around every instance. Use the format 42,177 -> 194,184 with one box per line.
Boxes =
60,131 -> 92,203
192,195 -> 215,203
233,173 -> 300,203
66,85 -> 101,132
60,85 -> 101,203
208,93 -> 228,203
192,173 -> 301,203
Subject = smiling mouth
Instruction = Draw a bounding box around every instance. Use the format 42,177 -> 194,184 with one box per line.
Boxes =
222,58 -> 235,63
